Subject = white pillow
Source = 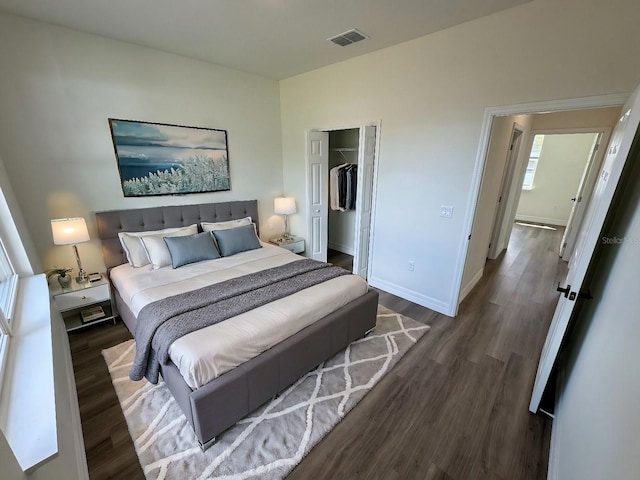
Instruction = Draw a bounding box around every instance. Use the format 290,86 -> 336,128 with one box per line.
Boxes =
118,224 -> 197,268
201,216 -> 252,232
140,227 -> 199,269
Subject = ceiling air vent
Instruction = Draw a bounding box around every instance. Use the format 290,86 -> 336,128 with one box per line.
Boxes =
328,29 -> 368,47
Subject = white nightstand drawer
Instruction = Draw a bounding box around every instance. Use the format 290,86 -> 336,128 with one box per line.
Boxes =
55,283 -> 110,311
269,236 -> 305,254
283,240 -> 305,254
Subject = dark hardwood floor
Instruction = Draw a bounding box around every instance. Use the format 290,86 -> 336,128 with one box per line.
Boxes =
328,248 -> 354,271
68,319 -> 142,479
70,223 -> 565,479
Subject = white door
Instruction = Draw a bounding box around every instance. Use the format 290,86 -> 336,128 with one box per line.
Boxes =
530,87 -> 640,413
488,125 -> 524,259
353,125 -> 376,278
560,133 -> 605,260
306,131 -> 329,262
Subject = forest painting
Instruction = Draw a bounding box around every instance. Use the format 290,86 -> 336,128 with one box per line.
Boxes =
109,119 -> 230,197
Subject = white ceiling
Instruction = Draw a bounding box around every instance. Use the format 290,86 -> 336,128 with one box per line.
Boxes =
0,0 -> 533,79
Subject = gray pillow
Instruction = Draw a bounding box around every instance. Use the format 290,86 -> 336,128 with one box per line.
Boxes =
164,231 -> 221,268
212,223 -> 262,257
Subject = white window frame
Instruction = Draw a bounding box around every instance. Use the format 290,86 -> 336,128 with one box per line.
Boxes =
0,237 -> 18,389
522,134 -> 544,190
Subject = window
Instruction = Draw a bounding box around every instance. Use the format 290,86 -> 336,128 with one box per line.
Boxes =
0,237 -> 18,387
523,134 -> 545,190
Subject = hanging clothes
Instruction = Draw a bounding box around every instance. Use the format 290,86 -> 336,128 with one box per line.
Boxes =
346,165 -> 357,209
330,165 -> 341,211
329,163 -> 357,211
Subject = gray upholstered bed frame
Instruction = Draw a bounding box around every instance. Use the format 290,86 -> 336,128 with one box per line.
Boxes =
95,200 -> 379,448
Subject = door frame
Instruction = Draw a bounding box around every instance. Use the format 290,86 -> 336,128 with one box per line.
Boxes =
306,120 -> 381,278
559,129 -> 609,260
451,93 -> 629,314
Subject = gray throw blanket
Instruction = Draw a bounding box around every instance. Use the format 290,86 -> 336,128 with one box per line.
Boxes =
130,259 -> 349,384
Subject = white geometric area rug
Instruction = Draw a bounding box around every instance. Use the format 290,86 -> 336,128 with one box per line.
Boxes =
102,306 -> 429,480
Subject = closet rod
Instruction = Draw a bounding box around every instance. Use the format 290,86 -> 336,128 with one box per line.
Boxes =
331,147 -> 357,162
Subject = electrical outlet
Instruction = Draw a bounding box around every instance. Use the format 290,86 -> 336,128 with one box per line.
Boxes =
407,260 -> 415,272
440,205 -> 454,218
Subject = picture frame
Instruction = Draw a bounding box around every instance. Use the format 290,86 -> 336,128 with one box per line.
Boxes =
108,119 -> 231,197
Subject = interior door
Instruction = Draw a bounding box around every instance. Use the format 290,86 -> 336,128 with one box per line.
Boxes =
530,87 -> 640,413
560,133 -> 605,260
306,131 -> 329,262
353,125 -> 376,278
488,125 -> 524,259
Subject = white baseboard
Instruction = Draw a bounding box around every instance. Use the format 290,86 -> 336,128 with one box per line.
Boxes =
459,268 -> 483,303
515,215 -> 567,227
368,276 -> 451,316
327,241 -> 355,256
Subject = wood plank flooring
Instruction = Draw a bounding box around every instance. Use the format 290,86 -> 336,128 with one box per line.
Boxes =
328,248 -> 354,271
69,223 -> 565,479
68,319 -> 142,479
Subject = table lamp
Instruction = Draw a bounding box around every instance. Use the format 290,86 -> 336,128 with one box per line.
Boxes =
274,197 -> 296,240
51,217 -> 90,283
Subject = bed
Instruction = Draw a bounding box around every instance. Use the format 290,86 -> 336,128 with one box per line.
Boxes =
95,200 -> 379,448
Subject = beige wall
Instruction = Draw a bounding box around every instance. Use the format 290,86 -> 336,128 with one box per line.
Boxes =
461,114 -> 531,297
0,12 -> 284,273
531,107 -> 622,131
517,133 -> 598,225
518,106 -> 623,226
280,0 -> 640,314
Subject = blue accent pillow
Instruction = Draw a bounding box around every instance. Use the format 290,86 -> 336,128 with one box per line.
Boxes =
164,231 -> 221,268
212,224 -> 262,257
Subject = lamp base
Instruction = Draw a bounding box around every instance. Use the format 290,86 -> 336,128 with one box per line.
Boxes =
72,244 -> 88,283
76,269 -> 89,284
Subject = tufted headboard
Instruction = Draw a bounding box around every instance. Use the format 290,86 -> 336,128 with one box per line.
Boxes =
95,200 -> 259,269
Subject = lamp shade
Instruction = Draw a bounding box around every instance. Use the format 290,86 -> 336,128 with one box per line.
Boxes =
274,197 -> 296,215
51,218 -> 90,245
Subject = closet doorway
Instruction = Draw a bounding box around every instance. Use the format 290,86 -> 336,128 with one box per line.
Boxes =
306,124 -> 378,279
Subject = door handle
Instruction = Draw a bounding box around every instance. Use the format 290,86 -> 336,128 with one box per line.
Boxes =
556,282 -> 571,298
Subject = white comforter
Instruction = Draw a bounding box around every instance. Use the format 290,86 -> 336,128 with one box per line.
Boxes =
110,243 -> 368,389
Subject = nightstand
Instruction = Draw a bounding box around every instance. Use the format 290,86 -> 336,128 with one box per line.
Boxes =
269,236 -> 305,254
50,274 -> 117,332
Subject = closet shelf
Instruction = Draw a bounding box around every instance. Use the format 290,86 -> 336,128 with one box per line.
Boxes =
332,147 -> 358,161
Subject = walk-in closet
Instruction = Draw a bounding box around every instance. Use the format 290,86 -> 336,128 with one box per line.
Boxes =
328,128 -> 359,264
306,124 -> 377,278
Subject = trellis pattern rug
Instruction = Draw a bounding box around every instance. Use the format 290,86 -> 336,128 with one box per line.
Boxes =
102,306 -> 429,480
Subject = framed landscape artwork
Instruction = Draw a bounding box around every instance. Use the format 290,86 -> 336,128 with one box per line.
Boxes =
108,119 -> 231,197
